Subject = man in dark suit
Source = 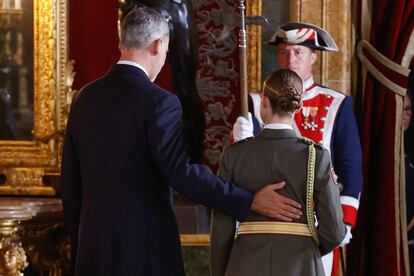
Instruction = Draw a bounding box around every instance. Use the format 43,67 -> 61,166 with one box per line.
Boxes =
61,7 -> 302,276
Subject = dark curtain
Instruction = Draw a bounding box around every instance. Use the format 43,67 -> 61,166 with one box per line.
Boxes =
349,1 -> 414,275
69,0 -> 119,90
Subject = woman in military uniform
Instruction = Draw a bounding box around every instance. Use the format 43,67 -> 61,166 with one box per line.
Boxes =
210,69 -> 347,276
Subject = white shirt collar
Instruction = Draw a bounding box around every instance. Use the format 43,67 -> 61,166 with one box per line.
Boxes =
303,76 -> 314,91
117,60 -> 149,78
263,123 -> 293,130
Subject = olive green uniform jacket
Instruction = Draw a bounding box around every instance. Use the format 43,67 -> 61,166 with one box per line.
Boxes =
210,128 -> 347,276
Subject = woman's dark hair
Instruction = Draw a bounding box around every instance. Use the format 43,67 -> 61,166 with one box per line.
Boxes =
263,69 -> 303,116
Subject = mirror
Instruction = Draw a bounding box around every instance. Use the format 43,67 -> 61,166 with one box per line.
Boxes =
261,0 -> 289,83
246,0 -> 290,92
0,0 -> 34,140
0,0 -> 72,195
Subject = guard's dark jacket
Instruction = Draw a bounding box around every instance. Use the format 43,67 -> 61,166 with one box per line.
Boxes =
61,64 -> 254,276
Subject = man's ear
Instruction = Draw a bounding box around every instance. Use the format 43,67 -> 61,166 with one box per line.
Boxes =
151,38 -> 162,56
310,51 -> 317,65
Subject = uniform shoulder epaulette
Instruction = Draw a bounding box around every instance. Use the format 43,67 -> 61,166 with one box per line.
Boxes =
298,137 -> 314,145
298,137 -> 323,149
232,137 -> 254,146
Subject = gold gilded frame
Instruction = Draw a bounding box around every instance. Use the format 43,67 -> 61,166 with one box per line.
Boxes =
0,0 -> 71,195
246,0 -> 263,93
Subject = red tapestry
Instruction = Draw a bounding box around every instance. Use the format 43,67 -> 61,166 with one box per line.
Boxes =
152,1 -> 243,171
193,0 -> 241,171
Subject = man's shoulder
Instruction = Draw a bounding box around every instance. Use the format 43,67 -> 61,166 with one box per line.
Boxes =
110,68 -> 176,102
74,71 -> 176,108
70,77 -> 107,106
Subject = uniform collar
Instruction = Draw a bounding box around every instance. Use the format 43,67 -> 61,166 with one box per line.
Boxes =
263,123 -> 293,130
257,128 -> 298,140
303,76 -> 315,91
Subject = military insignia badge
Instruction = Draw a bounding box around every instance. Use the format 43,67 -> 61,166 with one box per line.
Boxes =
301,106 -> 318,131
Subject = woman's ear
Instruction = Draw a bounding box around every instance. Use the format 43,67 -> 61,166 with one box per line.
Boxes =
261,94 -> 270,108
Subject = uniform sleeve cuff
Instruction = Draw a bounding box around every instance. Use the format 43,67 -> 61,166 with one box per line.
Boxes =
340,196 -> 359,228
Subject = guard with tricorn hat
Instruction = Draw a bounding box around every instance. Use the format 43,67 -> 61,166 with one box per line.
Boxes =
232,22 -> 363,276
268,22 -> 339,51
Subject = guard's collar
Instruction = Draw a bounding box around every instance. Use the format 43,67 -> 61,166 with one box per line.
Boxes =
303,76 -> 315,91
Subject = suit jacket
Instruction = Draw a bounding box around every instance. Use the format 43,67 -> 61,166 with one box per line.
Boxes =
210,128 -> 346,276
61,64 -> 254,276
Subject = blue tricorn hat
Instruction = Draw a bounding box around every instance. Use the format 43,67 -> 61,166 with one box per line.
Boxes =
268,22 -> 339,52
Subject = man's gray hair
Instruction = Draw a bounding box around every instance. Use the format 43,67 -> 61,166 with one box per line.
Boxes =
120,6 -> 170,50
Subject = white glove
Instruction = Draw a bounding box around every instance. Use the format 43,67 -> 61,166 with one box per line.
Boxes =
339,224 -> 352,247
232,112 -> 254,142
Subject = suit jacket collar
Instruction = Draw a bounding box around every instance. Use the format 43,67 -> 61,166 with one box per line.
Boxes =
108,64 -> 149,79
257,128 -> 298,140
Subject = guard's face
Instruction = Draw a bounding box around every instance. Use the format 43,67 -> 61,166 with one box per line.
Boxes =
276,44 -> 316,81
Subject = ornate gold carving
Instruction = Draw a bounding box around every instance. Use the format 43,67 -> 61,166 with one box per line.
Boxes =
0,199 -> 71,275
56,234 -> 71,274
0,0 -> 69,195
0,220 -> 28,276
65,60 -> 77,115
1,168 -> 53,195
22,220 -> 67,275
246,0 -> 262,93
57,0 -> 70,133
34,0 -> 55,140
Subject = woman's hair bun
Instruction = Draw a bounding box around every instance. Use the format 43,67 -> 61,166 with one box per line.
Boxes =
263,69 -> 303,115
